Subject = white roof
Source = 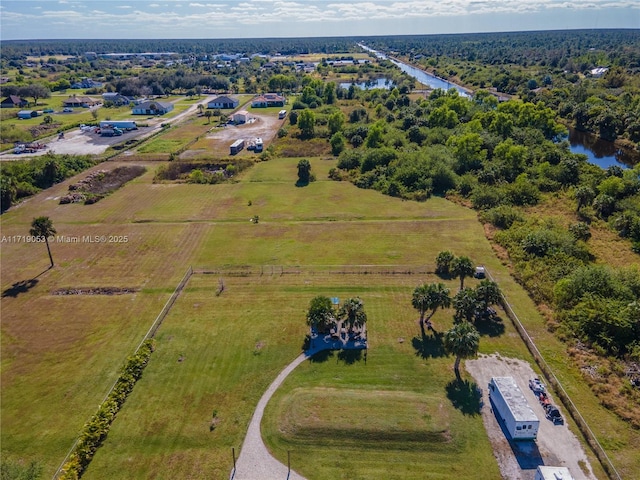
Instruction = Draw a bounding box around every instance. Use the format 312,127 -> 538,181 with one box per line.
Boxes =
536,466 -> 574,480
492,377 -> 538,422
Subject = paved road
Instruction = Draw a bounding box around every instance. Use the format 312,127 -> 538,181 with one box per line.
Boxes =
0,95 -> 217,160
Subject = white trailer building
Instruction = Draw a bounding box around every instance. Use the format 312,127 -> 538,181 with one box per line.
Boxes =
535,466 -> 574,480
488,376 -> 539,440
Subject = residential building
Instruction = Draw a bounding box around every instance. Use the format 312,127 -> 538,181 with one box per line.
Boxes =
251,93 -> 285,108
132,100 -> 174,115
1,95 -> 28,108
63,95 -> 100,108
207,95 -> 239,109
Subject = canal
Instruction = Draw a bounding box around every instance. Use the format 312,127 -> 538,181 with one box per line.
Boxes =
359,43 -> 638,170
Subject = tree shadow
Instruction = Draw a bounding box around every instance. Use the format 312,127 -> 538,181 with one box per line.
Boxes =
412,331 -> 446,359
2,276 -> 42,298
445,378 -> 483,416
295,180 -> 310,188
474,317 -> 506,337
301,334 -> 311,351
308,349 -> 334,363
337,349 -> 363,365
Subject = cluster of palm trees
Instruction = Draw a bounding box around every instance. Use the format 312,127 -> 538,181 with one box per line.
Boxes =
306,296 -> 367,343
411,255 -> 503,379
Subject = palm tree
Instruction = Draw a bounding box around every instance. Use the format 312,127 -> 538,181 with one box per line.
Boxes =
435,250 -> 455,275
339,297 -> 367,331
443,321 -> 480,380
412,283 -> 451,332
453,288 -> 477,323
451,256 -> 475,290
474,280 -> 502,317
30,216 -> 56,268
306,295 -> 335,333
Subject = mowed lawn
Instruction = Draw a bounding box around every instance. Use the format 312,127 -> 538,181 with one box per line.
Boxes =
86,272 -> 508,480
2,156 -> 629,478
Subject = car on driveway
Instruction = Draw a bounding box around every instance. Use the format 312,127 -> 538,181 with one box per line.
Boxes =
544,404 -> 564,424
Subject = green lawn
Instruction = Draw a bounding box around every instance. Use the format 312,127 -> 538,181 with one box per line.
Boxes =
1,156 -> 636,479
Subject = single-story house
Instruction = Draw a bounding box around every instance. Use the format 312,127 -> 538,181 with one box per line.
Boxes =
207,95 -> 239,109
102,92 -> 135,106
251,93 -> 285,108
132,100 -> 174,116
232,110 -> 251,124
17,110 -> 40,119
1,95 -> 28,108
63,95 -> 100,108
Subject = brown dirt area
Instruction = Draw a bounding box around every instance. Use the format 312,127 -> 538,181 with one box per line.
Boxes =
465,354 -> 597,480
181,112 -> 283,158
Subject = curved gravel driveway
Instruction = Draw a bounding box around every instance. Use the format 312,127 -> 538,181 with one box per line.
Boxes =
231,350 -> 317,480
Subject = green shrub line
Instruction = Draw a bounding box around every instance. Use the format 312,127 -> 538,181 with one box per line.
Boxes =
57,340 -> 155,480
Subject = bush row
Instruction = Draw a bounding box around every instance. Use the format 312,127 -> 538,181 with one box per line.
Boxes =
59,340 -> 155,479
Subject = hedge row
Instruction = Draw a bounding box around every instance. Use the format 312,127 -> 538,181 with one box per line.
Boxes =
59,340 -> 155,479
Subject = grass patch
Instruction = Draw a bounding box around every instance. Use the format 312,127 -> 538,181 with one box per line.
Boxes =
0,156 -> 636,479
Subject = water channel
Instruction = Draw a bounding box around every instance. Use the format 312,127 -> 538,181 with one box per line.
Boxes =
358,43 -> 638,170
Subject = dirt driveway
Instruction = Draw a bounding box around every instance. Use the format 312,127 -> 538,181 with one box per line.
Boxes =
181,112 -> 284,158
466,354 -> 597,480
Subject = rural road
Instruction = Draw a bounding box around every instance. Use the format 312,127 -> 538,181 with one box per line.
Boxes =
466,354 -> 596,480
0,94 -> 218,160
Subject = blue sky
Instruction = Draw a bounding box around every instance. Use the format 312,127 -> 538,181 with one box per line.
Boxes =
1,1 -> 638,40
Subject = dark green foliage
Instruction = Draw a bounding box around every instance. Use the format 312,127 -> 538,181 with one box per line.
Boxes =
296,159 -> 312,185
481,205 -> 523,229
1,154 -> 97,213
306,296 -> 335,333
435,250 -> 455,275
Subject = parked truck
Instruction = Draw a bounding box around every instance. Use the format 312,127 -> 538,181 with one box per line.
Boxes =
254,137 -> 263,152
488,376 -> 539,440
99,120 -> 137,131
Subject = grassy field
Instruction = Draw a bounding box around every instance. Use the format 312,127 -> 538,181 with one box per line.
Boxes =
1,157 -> 638,479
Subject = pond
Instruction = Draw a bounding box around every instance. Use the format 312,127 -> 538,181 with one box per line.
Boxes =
566,128 -> 639,170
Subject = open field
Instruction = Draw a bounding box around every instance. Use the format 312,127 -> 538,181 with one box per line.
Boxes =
1,157 -> 638,479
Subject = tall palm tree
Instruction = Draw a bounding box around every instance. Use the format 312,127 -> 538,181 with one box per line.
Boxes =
306,295 -> 335,333
443,321 -> 480,380
475,280 -> 502,315
30,216 -> 56,268
453,288 -> 477,323
339,297 -> 367,331
451,256 -> 475,290
412,283 -> 451,332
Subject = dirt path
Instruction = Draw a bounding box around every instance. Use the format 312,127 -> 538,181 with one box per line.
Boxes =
465,354 -> 596,480
231,351 -> 313,480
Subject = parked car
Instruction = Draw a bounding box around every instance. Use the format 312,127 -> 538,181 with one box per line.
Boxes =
43,108 -> 54,113
63,107 -> 73,112
474,266 -> 486,278
544,405 -> 563,424
529,378 -> 546,394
